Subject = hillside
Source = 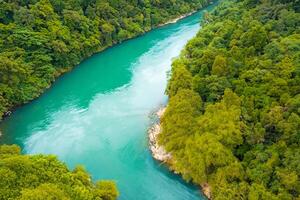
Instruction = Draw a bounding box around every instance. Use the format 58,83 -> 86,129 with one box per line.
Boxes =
160,0 -> 300,199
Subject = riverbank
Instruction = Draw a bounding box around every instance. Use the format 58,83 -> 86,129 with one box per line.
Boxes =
158,11 -> 197,27
148,107 -> 212,199
158,0 -> 216,27
0,5 -> 211,122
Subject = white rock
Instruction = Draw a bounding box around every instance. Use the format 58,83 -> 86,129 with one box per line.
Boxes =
148,107 -> 172,162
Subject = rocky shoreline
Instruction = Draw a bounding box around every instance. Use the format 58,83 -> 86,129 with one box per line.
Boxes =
148,107 -> 212,199
148,107 -> 172,162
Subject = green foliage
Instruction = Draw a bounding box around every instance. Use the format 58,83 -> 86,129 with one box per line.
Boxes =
0,0 -> 211,118
0,145 -> 118,200
166,62 -> 193,97
160,0 -> 300,199
159,89 -> 202,152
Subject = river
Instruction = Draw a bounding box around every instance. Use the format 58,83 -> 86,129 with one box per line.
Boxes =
0,3 -> 217,200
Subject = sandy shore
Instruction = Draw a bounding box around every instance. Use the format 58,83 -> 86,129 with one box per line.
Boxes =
158,11 -> 197,27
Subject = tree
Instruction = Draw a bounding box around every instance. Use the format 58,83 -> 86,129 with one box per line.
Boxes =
160,89 -> 202,152
211,55 -> 228,76
166,62 -> 193,97
0,145 -> 118,200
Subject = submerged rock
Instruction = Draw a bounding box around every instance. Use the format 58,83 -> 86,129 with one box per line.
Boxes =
4,110 -> 12,117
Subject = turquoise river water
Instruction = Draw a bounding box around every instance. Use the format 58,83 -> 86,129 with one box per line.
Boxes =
0,3 -> 217,200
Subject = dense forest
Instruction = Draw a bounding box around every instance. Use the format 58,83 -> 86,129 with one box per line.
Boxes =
160,0 -> 300,199
0,0 -> 211,119
0,145 -> 118,199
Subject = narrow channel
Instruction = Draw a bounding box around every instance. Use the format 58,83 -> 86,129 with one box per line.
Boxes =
0,4 -> 216,200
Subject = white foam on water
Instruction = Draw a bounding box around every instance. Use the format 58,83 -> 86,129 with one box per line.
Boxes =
24,24 -> 199,158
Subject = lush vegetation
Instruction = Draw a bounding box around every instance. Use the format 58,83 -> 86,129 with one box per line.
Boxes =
0,145 -> 118,200
160,0 -> 300,199
0,0 -> 212,119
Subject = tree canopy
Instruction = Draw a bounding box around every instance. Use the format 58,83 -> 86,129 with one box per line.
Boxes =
0,145 -> 118,200
160,0 -> 300,199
